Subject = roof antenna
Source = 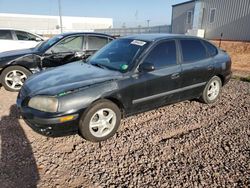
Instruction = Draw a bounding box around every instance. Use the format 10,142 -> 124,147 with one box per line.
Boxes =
219,33 -> 223,48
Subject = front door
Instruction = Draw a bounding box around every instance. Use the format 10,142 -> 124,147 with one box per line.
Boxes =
129,40 -> 182,113
42,35 -> 85,68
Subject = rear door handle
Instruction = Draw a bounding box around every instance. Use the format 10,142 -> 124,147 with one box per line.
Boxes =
171,73 -> 180,79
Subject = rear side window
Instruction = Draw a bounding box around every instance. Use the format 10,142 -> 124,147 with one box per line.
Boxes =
203,40 -> 218,57
144,40 -> 177,69
15,31 -> 31,40
180,39 -> 207,62
0,30 -> 12,40
88,36 -> 109,50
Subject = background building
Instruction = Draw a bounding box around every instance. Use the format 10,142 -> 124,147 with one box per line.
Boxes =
0,13 -> 113,35
171,0 -> 250,41
171,1 -> 195,35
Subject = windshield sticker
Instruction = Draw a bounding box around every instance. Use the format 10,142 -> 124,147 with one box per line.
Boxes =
120,64 -> 128,71
131,40 -> 146,46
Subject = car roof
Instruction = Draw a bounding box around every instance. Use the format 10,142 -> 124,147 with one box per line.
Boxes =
122,34 -> 203,42
0,28 -> 44,38
0,28 -> 37,33
60,32 -> 114,38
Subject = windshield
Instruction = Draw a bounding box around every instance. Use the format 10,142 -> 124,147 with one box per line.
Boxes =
36,35 -> 64,51
87,38 -> 149,72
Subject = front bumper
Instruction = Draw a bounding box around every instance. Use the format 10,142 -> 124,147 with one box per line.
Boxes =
18,102 -> 80,137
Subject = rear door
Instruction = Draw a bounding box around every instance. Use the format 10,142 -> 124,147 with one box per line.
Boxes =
130,40 -> 182,112
42,35 -> 85,68
178,38 -> 215,100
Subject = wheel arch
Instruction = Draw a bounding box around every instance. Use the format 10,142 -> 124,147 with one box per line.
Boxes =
0,64 -> 32,79
90,97 -> 126,118
104,97 -> 126,118
216,74 -> 225,86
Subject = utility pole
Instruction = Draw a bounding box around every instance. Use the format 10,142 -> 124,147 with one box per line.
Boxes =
146,19 -> 150,33
58,0 -> 63,33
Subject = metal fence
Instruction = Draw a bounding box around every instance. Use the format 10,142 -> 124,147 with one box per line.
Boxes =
95,25 -> 171,36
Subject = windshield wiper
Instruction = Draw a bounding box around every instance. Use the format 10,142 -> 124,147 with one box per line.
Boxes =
91,63 -> 107,69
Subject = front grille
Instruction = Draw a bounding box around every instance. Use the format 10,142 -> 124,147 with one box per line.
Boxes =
19,86 -> 28,99
18,86 -> 31,107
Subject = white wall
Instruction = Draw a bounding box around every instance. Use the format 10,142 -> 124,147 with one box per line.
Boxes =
0,13 -> 113,35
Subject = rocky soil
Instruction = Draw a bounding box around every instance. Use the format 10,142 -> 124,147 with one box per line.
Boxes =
0,80 -> 249,188
212,40 -> 250,77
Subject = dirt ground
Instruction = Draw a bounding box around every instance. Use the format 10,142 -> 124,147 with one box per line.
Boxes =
0,80 -> 249,187
212,40 -> 250,77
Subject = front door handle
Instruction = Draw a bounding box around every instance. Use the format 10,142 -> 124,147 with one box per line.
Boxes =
171,73 -> 180,79
207,65 -> 213,71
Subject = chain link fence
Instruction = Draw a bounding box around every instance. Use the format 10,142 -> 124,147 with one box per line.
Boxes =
95,25 -> 171,36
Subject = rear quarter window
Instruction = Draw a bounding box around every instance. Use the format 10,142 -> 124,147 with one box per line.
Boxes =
180,39 -> 207,62
202,40 -> 218,57
0,30 -> 13,40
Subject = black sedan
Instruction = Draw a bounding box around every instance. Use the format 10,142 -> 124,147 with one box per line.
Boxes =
0,32 -> 114,91
17,34 -> 232,142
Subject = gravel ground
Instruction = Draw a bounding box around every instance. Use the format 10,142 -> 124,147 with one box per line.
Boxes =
0,80 -> 249,188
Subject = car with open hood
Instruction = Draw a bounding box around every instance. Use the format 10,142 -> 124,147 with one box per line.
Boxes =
0,32 -> 114,91
17,34 -> 232,142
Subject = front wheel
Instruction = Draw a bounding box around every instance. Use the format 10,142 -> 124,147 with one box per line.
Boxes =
200,76 -> 222,104
79,99 -> 121,142
1,66 -> 31,92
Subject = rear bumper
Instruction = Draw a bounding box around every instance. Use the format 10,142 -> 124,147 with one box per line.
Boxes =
224,71 -> 232,85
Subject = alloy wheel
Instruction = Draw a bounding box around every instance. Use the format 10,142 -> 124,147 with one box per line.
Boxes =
89,108 -> 117,138
4,70 -> 27,90
207,80 -> 220,101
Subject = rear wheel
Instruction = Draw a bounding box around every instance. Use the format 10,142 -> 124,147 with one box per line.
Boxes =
1,66 -> 31,92
201,76 -> 222,104
79,99 -> 121,142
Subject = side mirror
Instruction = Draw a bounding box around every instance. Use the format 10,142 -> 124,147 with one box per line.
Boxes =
138,62 -> 155,72
35,37 -> 42,42
75,51 -> 85,57
44,50 -> 54,56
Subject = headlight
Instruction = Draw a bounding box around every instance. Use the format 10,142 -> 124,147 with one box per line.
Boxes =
28,96 -> 58,112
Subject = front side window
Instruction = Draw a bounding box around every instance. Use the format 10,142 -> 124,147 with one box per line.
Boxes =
209,8 -> 216,23
50,36 -> 83,53
187,11 -> 193,24
0,30 -> 13,40
88,36 -> 109,50
88,38 -> 149,72
144,40 -> 177,69
180,39 -> 207,62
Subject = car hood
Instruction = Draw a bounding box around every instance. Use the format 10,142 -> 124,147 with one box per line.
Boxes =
24,61 -> 122,96
0,48 -> 37,59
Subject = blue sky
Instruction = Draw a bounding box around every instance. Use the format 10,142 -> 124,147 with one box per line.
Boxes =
0,0 -> 186,27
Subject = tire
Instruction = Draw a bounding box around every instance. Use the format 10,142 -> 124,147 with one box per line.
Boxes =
79,99 -> 121,142
0,66 -> 31,92
200,76 -> 222,104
